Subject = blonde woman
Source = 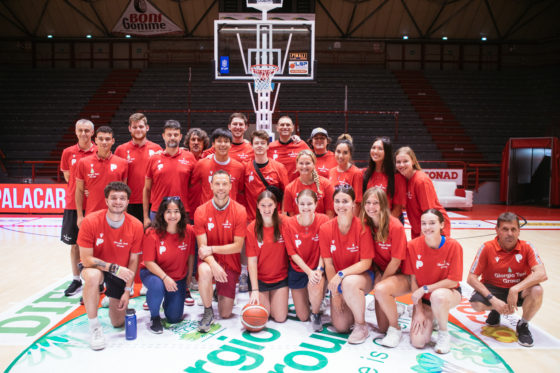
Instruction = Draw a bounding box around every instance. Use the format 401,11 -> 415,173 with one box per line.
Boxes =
395,146 -> 450,239
283,149 -> 334,218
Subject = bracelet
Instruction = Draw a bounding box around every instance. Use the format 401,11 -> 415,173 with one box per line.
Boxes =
124,286 -> 132,292
162,275 -> 168,281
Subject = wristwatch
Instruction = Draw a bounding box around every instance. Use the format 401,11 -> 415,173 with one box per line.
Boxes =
485,293 -> 494,301
337,271 -> 345,279
423,285 -> 429,294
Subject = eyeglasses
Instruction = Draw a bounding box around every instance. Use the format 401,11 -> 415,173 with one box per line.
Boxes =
162,196 -> 181,202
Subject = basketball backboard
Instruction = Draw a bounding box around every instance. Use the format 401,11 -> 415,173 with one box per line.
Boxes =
214,20 -> 315,81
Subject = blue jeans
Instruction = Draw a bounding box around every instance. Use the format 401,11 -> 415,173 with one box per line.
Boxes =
140,268 -> 186,323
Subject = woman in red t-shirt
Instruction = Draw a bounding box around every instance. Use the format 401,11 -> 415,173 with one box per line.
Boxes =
361,187 -> 410,348
283,149 -> 334,218
395,146 -> 450,239
328,134 -> 363,215
246,190 -> 289,323
362,136 -> 404,216
141,197 -> 195,333
307,127 -> 336,178
320,185 -> 375,345
282,189 -> 330,331
404,209 -> 463,354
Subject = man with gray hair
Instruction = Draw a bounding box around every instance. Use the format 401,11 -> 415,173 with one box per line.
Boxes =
60,119 -> 97,296
468,212 -> 547,347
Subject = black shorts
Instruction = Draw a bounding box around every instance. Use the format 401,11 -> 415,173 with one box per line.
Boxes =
126,203 -> 144,222
469,283 -> 524,307
288,265 -> 309,289
103,272 -> 126,299
60,209 -> 81,245
422,286 -> 462,306
249,277 -> 288,292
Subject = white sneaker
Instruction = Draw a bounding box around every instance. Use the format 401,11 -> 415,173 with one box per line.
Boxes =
379,326 -> 401,348
366,298 -> 376,311
348,323 -> 369,344
435,331 -> 451,354
129,283 -> 135,297
90,326 -> 105,350
140,284 -> 148,296
101,296 -> 109,308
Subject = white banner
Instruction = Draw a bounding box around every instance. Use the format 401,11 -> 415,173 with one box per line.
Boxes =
424,168 -> 463,185
112,0 -> 182,36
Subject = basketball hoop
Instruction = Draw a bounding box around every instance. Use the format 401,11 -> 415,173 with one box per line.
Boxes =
250,64 -> 279,93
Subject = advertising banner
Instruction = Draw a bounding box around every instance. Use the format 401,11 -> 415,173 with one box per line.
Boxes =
112,0 -> 182,36
423,169 -> 463,185
0,184 -> 66,213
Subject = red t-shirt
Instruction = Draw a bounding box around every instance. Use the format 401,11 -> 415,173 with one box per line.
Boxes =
146,149 -> 195,213
319,216 -> 375,272
328,165 -> 364,203
193,199 -> 247,273
268,140 -> 310,181
469,237 -> 543,289
404,236 -> 463,300
405,171 -> 450,239
244,160 -> 289,220
115,140 -> 162,204
245,220 -> 288,283
372,215 -> 407,272
190,156 -> 245,207
363,171 -> 407,209
283,176 -> 334,216
77,209 -> 143,266
283,213 -> 330,272
202,141 -> 254,164
142,226 -> 195,281
315,151 -> 337,178
75,153 -> 128,215
60,143 -> 96,210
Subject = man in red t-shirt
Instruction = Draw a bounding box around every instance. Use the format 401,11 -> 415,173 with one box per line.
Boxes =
143,120 -> 195,227
77,182 -> 143,350
202,113 -> 254,163
190,128 -> 244,210
115,113 -> 162,222
268,116 -> 310,181
183,127 -> 210,161
60,119 -> 96,297
194,170 -> 247,332
468,212 -> 547,347
75,126 -> 128,228
244,130 -> 289,221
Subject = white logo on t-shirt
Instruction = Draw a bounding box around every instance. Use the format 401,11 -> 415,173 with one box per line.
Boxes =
295,234 -> 301,248
330,240 -> 336,253
515,254 -> 523,263
159,241 -> 166,255
208,218 -> 215,231
110,164 -> 117,171
416,255 -> 423,269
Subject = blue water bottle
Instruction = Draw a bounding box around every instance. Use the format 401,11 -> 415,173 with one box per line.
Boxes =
125,308 -> 137,340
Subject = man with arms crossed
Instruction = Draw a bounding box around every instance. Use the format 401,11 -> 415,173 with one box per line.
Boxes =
115,113 -> 162,222
77,181 -> 144,350
268,115 -> 309,181
468,212 -> 547,347
194,170 -> 247,332
60,119 -> 96,296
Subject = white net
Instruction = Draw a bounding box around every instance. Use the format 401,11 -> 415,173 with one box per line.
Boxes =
250,64 -> 279,93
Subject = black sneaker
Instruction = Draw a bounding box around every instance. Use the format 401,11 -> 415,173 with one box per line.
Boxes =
485,310 -> 500,326
64,280 -> 82,296
516,321 -> 534,347
149,316 -> 163,334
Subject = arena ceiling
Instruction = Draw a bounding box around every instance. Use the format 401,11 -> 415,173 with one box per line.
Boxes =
0,0 -> 558,42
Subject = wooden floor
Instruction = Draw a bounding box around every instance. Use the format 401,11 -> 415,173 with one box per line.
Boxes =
1,205 -> 559,371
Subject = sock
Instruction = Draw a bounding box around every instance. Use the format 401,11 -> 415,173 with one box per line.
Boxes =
438,329 -> 449,335
519,318 -> 529,326
88,317 -> 100,330
204,306 -> 213,316
73,275 -> 81,281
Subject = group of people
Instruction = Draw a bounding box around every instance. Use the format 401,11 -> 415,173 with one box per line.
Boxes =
60,113 -> 547,353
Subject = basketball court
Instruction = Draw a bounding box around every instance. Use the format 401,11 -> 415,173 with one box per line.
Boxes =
1,205 -> 559,372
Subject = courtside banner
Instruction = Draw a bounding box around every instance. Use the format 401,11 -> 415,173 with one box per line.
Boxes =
112,0 -> 182,36
424,169 -> 463,185
0,184 -> 66,213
